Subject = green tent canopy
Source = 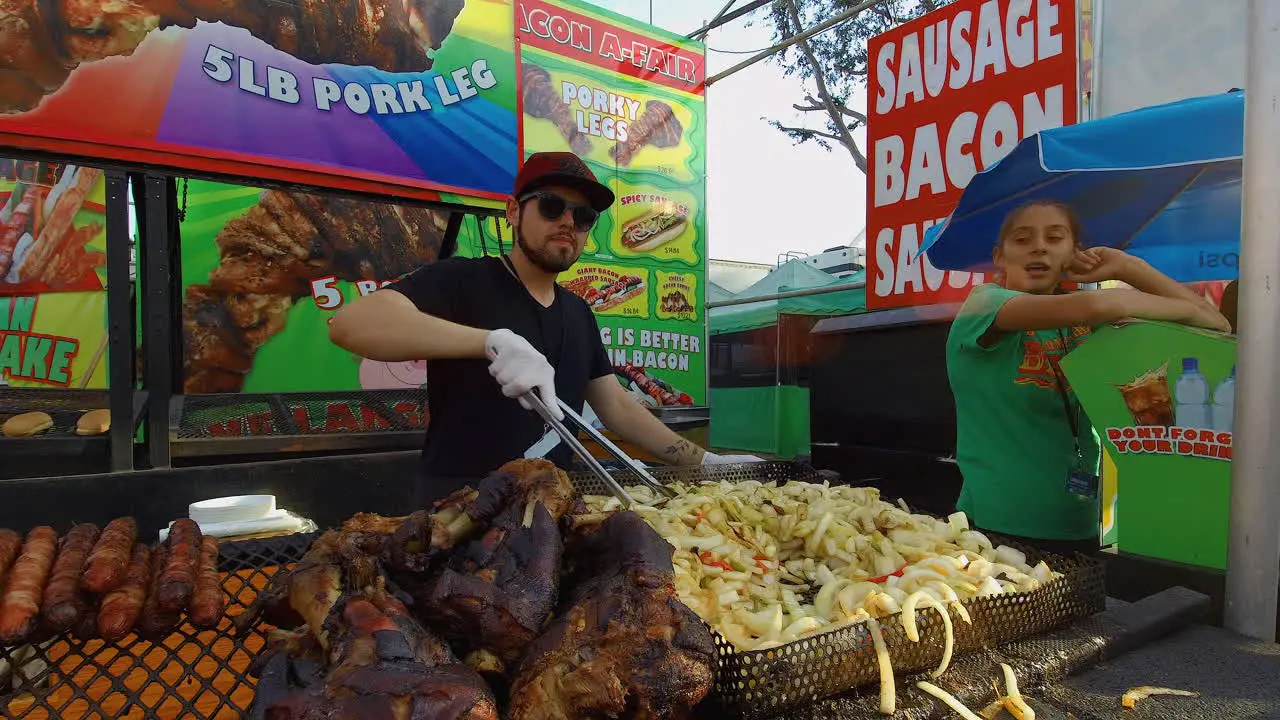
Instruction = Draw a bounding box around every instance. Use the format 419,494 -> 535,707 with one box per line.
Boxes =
707,281 -> 735,304
709,260 -> 866,335
707,260 -> 866,458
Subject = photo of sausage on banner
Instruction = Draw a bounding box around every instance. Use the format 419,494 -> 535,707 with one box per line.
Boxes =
559,263 -> 650,317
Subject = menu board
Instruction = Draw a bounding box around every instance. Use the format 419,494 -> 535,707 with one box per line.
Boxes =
514,0 -> 708,406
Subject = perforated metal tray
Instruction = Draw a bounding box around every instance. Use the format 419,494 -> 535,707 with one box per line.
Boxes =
567,462 -> 1106,719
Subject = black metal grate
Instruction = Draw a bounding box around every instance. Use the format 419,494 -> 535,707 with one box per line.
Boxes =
176,391 -> 428,439
0,390 -> 113,441
0,465 -> 1105,719
0,532 -> 317,720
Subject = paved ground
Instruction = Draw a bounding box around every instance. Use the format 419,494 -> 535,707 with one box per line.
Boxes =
1016,623 -> 1280,720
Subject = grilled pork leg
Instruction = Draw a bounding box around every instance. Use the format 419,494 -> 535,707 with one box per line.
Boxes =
233,531 -> 342,651
508,511 -> 717,720
409,459 -> 574,676
0,0 -> 468,114
416,500 -> 563,679
384,475 -> 516,574
255,591 -> 499,720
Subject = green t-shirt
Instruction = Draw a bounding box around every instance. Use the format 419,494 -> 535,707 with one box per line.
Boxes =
946,284 -> 1101,541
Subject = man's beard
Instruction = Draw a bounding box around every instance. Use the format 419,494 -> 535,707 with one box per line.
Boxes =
516,223 -> 580,273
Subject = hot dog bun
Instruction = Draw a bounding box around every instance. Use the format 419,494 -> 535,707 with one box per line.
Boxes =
75,409 -> 110,436
2,412 -> 53,437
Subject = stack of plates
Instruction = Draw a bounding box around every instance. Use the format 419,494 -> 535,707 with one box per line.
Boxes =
189,495 -> 277,525
158,495 -> 308,542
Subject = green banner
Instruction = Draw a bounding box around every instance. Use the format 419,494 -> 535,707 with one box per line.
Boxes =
497,0 -> 709,406
179,180 -> 447,394
1060,320 -> 1237,569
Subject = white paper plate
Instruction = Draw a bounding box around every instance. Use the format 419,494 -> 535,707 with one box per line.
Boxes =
189,495 -> 276,525
159,510 -> 304,542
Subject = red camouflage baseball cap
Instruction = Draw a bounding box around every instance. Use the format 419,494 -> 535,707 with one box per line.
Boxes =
513,152 -> 615,212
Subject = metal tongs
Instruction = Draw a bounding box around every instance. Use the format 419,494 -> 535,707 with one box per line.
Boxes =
521,392 -> 676,507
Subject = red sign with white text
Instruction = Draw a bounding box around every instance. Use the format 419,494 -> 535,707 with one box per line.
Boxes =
516,0 -> 705,95
865,0 -> 1078,309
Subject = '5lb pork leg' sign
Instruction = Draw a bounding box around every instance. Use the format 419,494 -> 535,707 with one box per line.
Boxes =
865,0 -> 1079,309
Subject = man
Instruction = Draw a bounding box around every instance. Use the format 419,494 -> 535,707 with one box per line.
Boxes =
330,151 -> 759,502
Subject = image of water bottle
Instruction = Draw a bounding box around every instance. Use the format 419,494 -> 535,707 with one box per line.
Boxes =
1211,365 -> 1236,433
1174,357 -> 1211,428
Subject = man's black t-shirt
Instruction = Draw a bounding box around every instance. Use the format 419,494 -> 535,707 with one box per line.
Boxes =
385,256 -> 612,498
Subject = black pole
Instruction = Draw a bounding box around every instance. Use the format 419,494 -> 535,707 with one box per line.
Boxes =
140,174 -> 173,469
104,171 -> 135,472
686,0 -> 772,38
441,212 -> 463,260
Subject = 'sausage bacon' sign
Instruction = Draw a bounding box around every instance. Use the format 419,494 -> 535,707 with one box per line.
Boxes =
865,0 -> 1079,309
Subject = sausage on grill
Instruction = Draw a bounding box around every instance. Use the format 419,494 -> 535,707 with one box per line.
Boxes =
157,519 -> 201,613
188,536 -> 224,629
0,529 -> 21,589
41,523 -> 100,631
97,543 -> 152,641
0,527 -> 59,645
138,545 -> 182,638
82,517 -> 138,593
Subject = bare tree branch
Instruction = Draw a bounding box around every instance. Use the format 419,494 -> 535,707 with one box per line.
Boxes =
776,125 -> 842,142
784,0 -> 867,171
762,0 -> 954,176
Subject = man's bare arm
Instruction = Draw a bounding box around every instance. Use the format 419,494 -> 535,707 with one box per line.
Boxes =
328,288 -> 488,361
585,376 -> 705,465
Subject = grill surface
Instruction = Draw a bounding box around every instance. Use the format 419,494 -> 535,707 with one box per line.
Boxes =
0,533 -> 316,720
0,463 -> 1105,719
176,390 -> 428,439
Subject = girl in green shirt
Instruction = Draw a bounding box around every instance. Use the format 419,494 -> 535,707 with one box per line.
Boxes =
946,200 -> 1230,554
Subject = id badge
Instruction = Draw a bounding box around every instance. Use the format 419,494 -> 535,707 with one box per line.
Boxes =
1066,452 -> 1099,499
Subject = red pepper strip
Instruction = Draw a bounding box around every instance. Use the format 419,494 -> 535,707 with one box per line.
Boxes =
867,564 -> 909,584
699,551 -> 733,572
753,555 -> 771,573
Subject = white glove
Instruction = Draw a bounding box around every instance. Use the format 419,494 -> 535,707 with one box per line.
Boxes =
485,329 -> 562,420
701,451 -> 766,465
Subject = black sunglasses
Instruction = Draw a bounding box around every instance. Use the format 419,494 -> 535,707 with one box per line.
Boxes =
520,191 -> 599,232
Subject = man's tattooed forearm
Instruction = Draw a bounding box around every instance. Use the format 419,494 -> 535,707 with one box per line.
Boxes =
662,439 -> 692,460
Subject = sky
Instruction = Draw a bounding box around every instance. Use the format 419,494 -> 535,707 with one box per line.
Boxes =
592,0 -> 870,265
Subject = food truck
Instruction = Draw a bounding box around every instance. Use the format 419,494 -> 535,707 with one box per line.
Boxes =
0,0 -> 711,482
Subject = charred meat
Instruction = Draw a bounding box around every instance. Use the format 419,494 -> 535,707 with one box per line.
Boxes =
250,588 -> 498,720
507,511 -> 717,720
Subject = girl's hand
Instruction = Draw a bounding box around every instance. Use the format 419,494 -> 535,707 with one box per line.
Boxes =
1188,303 -> 1233,334
1066,247 -> 1139,284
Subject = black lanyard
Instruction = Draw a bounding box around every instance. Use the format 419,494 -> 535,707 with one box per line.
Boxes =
499,254 -> 566,364
1047,329 -> 1082,454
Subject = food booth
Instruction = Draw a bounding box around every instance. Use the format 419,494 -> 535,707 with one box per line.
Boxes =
0,0 -> 712,486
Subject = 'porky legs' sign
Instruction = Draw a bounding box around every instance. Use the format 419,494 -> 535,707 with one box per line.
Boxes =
865,0 -> 1079,309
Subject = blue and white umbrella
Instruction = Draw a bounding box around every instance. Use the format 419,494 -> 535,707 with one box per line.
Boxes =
919,90 -> 1244,282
